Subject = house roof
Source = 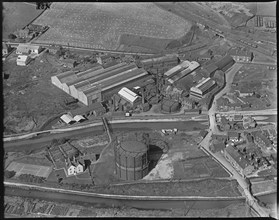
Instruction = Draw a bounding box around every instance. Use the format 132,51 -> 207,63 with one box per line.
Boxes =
73,115 -> 85,122
17,44 -> 41,51
203,63 -> 218,75
60,114 -> 75,124
225,145 -> 251,169
228,47 -> 252,57
17,55 -> 29,62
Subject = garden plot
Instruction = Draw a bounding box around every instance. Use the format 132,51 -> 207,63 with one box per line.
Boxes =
32,2 -> 191,50
6,162 -> 52,178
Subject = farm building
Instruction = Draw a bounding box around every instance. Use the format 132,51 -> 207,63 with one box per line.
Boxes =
228,47 -> 253,63
115,140 -> 149,181
16,44 -> 42,55
118,87 -> 141,106
61,58 -> 77,68
215,55 -> 235,72
166,61 -> 200,84
69,102 -> 106,118
2,43 -> 12,56
224,145 -> 254,177
190,77 -> 217,101
16,55 -> 32,66
66,157 -> 85,176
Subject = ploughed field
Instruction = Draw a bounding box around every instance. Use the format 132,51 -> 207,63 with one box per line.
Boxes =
33,3 -> 191,50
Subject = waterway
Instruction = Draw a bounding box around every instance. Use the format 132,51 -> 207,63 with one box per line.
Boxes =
4,120 -> 208,152
4,186 -> 244,211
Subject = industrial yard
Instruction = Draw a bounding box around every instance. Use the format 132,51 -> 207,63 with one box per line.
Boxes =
3,1 -> 277,218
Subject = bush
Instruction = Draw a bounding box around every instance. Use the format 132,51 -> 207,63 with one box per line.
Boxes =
8,33 -> 17,40
4,170 -> 16,179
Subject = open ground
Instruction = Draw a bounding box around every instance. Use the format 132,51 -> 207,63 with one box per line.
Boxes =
2,2 -> 44,40
33,3 -> 191,50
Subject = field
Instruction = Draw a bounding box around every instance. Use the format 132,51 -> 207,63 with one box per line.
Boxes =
33,3 -> 191,50
2,2 -> 44,40
6,162 -> 52,178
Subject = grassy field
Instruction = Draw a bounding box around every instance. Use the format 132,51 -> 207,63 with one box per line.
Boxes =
2,2 -> 44,40
33,2 -> 191,50
92,179 -> 241,197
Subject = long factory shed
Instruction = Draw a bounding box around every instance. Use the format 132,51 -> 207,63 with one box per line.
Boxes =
51,62 -> 150,106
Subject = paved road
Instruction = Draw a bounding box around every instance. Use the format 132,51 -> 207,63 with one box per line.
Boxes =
198,62 -> 271,217
216,109 -> 277,116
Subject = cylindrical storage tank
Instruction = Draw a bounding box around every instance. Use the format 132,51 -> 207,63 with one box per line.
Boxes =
161,99 -> 180,113
115,141 -> 149,181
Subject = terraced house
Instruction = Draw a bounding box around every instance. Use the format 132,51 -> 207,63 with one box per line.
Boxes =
224,145 -> 254,177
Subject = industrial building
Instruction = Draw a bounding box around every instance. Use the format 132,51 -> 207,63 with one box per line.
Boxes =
165,60 -> 200,84
118,87 -> 141,107
215,55 -> 235,72
115,140 -> 149,181
51,62 -> 150,106
190,77 -> 217,101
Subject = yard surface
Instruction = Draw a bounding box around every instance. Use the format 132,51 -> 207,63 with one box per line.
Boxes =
2,2 -> 44,40
32,2 -> 191,50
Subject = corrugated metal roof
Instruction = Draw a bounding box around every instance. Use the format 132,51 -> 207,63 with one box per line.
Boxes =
60,114 -> 75,124
215,55 -> 234,70
118,87 -> 139,103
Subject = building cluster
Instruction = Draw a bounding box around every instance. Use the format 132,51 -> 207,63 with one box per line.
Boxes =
227,47 -> 253,63
15,43 -> 43,66
210,125 -> 277,177
14,24 -> 49,41
46,142 -> 93,176
216,95 -> 252,112
216,114 -> 257,131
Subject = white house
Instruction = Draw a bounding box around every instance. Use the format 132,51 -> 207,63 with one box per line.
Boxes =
16,44 -> 42,55
67,159 -> 85,176
16,55 -> 32,66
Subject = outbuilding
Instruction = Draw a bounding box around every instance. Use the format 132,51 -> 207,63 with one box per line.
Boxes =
16,55 -> 32,66
16,44 -> 42,55
60,114 -> 76,124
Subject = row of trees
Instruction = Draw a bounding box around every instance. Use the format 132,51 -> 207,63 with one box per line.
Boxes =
18,174 -> 46,183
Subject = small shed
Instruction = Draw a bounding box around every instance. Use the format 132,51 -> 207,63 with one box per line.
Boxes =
60,114 -> 76,124
73,115 -> 86,122
16,55 -> 32,66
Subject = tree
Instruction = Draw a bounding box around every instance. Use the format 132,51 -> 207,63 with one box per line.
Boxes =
4,170 -> 16,179
8,33 -> 17,40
